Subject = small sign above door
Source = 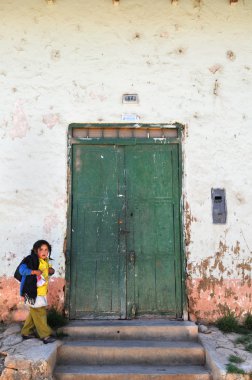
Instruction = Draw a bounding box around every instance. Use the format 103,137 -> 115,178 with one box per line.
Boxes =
122,94 -> 139,104
121,113 -> 140,122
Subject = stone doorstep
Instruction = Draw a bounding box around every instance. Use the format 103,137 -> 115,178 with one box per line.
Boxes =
0,323 -> 62,380
1,341 -> 62,380
2,342 -> 62,380
1,323 -> 252,380
199,328 -> 252,380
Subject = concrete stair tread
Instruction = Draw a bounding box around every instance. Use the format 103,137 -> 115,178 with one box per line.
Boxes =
63,320 -> 196,327
54,364 -> 212,379
61,320 -> 198,342
61,340 -> 203,348
58,339 -> 205,366
55,364 -> 210,374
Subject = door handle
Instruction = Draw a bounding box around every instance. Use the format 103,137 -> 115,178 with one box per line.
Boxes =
128,251 -> 136,264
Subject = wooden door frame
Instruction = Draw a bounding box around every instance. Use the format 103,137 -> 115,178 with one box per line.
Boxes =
65,123 -> 186,319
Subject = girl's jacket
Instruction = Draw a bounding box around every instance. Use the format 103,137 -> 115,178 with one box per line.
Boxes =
18,252 -> 39,305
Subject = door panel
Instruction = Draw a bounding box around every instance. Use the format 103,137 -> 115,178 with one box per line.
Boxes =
125,145 -> 180,317
70,142 -> 182,319
70,145 -> 126,318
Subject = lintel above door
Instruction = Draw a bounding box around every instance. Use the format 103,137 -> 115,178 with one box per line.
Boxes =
69,123 -> 181,144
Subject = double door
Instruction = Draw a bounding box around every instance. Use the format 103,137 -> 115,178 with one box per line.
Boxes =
70,143 -> 182,319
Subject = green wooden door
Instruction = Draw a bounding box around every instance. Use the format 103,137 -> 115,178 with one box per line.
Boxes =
125,145 -> 181,318
70,142 -> 182,319
70,145 -> 126,318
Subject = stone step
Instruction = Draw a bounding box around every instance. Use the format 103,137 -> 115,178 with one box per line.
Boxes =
57,340 -> 205,366
60,320 -> 198,341
54,364 -> 212,380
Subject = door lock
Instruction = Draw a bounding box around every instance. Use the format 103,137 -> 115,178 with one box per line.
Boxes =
128,251 -> 136,264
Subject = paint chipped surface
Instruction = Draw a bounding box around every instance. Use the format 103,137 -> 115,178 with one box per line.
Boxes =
187,278 -> 252,322
184,201 -> 197,247
0,0 -> 252,321
209,64 -> 223,74
186,238 -> 252,321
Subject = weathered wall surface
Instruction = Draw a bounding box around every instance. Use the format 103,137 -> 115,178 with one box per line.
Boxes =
0,0 -> 252,322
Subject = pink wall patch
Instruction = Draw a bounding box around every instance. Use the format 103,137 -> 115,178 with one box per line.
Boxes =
43,214 -> 60,234
0,277 -> 65,322
42,113 -> 60,129
9,101 -> 29,139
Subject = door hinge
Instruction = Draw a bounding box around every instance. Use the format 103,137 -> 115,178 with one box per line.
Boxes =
130,304 -> 137,319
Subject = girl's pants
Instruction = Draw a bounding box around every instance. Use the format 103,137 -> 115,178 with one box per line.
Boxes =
21,306 -> 52,339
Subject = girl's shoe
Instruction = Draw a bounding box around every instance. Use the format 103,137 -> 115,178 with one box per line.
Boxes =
42,336 -> 56,344
22,334 -> 36,339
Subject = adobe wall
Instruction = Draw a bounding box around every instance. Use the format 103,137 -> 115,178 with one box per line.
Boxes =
0,0 -> 252,322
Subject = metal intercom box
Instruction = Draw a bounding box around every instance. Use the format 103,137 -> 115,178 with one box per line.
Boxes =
211,188 -> 227,224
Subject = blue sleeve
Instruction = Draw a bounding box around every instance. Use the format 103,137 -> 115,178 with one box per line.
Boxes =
19,263 -> 32,276
19,264 -> 33,296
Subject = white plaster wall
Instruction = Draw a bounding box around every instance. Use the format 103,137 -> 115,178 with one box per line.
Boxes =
0,0 -> 252,284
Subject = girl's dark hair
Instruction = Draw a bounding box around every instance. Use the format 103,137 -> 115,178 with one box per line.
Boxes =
31,240 -> 52,259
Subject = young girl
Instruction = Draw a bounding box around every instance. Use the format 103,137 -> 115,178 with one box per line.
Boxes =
19,240 -> 56,344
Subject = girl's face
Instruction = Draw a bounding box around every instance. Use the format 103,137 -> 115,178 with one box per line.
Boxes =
37,244 -> 49,259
